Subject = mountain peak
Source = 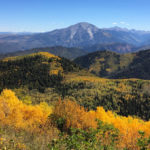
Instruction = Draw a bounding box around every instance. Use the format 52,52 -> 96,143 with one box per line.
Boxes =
69,22 -> 99,30
105,26 -> 129,32
66,22 -> 99,39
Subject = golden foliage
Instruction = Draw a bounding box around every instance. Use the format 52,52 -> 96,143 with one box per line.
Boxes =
49,61 -> 63,75
0,89 -> 52,131
0,89 -> 150,149
64,73 -> 143,84
53,100 -> 150,149
2,56 -> 18,62
2,52 -> 59,62
53,100 -> 96,130
37,52 -> 60,59
64,74 -> 108,83
90,107 -> 150,149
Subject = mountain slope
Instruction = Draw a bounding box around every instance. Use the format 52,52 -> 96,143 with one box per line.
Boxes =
0,52 -> 150,121
74,49 -> 150,79
1,22 -> 150,53
84,43 -> 136,53
111,49 -> 150,79
0,52 -> 81,92
0,46 -> 87,60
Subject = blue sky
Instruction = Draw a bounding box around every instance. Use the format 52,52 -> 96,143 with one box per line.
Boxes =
0,0 -> 150,32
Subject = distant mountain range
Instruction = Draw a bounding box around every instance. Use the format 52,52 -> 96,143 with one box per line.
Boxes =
0,22 -> 150,54
84,43 -> 136,53
0,32 -> 33,35
74,49 -> 150,79
0,46 -> 87,60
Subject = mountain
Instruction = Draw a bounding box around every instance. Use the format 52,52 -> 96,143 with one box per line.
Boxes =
110,49 -> 150,79
0,32 -> 13,35
104,26 -> 150,34
74,49 -> 150,79
84,43 -> 136,53
0,52 -> 82,92
0,32 -> 33,34
0,46 -> 87,60
1,22 -> 150,53
137,44 -> 150,51
74,50 -> 133,77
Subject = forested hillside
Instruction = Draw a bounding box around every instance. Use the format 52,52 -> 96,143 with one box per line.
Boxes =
0,52 -> 150,120
0,52 -> 81,92
74,49 -> 150,79
0,52 -> 150,149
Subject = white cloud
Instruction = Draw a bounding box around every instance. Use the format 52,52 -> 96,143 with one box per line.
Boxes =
112,22 -> 118,25
120,21 -> 130,26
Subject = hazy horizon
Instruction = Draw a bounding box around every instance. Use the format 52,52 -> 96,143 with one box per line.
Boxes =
1,22 -> 150,33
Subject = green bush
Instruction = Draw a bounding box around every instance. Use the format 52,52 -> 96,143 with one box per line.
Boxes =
137,131 -> 150,150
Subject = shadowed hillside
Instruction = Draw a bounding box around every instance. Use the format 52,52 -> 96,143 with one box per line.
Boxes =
74,49 -> 150,79
0,46 -> 87,60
